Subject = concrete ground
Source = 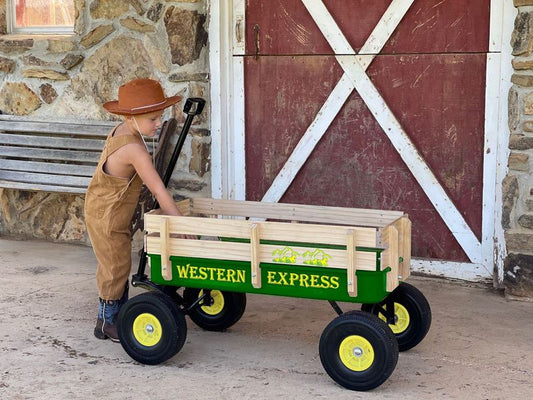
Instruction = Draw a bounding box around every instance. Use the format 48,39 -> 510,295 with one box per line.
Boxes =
0,238 -> 532,400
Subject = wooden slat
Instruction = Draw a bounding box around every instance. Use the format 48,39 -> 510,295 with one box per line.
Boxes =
0,146 -> 100,163
1,159 -> 95,177
394,216 -> 411,280
144,213 -> 377,247
346,229 -> 357,297
250,224 -> 261,288
0,180 -> 86,194
191,198 -> 404,227
0,133 -> 105,151
160,217 -> 172,281
0,170 -> 92,188
381,224 -> 399,292
145,236 -> 377,271
0,118 -> 115,137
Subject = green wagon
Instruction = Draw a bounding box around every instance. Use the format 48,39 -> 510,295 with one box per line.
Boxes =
117,197 -> 431,391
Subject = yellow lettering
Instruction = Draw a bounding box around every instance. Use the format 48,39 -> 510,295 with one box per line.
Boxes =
176,264 -> 189,278
198,267 -> 208,280
189,266 -> 198,279
237,269 -> 245,283
227,269 -> 236,282
216,268 -> 227,282
267,271 -> 278,285
289,273 -> 299,286
278,272 -> 288,285
310,274 -> 319,288
330,276 -> 340,289
299,273 -> 309,288
320,275 -> 330,289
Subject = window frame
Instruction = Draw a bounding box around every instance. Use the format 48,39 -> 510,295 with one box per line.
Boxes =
6,0 -> 75,35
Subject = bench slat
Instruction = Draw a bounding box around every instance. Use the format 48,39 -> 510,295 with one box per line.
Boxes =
0,119 -> 114,137
1,159 -> 96,177
0,180 -> 86,194
0,133 -> 106,151
0,170 -> 92,188
0,146 -> 100,163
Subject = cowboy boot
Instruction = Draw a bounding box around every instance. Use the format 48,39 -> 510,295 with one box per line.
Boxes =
94,298 -> 120,342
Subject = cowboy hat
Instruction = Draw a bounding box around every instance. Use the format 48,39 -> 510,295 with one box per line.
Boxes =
103,78 -> 182,115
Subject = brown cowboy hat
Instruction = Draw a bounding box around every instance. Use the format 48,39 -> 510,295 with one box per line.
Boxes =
103,78 -> 182,115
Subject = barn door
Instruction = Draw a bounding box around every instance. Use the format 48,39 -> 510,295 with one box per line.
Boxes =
210,0 -> 513,282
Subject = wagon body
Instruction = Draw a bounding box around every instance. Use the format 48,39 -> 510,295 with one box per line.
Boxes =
144,198 -> 412,304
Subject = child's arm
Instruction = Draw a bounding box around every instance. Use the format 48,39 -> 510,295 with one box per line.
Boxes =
128,144 -> 182,216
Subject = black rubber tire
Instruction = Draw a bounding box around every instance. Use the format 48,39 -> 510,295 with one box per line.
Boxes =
319,311 -> 399,391
117,291 -> 187,365
361,282 -> 431,352
183,288 -> 246,331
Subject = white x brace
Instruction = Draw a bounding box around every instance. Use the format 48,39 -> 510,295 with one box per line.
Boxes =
260,0 -> 483,264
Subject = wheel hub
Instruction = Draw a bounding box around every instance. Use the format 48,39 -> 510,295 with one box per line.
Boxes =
339,335 -> 374,371
133,313 -> 163,347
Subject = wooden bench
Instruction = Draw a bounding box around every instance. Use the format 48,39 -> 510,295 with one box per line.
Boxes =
0,115 -> 116,194
0,115 -> 178,195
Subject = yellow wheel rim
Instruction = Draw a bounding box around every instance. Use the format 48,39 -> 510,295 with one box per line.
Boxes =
379,303 -> 410,334
339,335 -> 374,371
133,313 -> 163,347
199,290 -> 224,315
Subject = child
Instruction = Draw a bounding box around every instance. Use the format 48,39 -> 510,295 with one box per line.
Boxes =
85,78 -> 184,342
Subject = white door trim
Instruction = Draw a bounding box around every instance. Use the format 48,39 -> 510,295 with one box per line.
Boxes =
209,0 -> 514,283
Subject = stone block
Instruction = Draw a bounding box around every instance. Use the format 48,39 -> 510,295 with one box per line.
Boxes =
0,38 -> 34,54
512,73 -> 533,86
40,84 -> 58,104
0,82 -> 41,115
512,57 -> 533,70
0,189 -> 88,243
90,0 -> 142,19
505,231 -> 533,253
120,17 -> 156,33
60,54 -> 84,70
509,86 -> 520,132
518,213 -> 533,229
164,7 -> 207,66
0,57 -> 16,73
81,24 -> 115,48
508,152 -> 530,171
514,0 -> 533,6
509,134 -> 533,150
504,253 -> 533,299
512,11 -> 533,56
47,39 -> 76,53
23,68 -> 69,81
502,175 -> 519,229
189,138 -> 210,177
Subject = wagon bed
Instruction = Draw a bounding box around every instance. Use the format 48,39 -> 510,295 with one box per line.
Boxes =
143,198 -> 411,304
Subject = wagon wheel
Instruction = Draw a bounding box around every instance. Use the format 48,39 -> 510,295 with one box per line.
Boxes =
319,311 -> 398,391
183,288 -> 246,331
117,291 -> 187,365
361,282 -> 431,352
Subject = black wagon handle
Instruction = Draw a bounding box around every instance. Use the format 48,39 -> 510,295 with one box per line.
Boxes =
132,97 -> 205,287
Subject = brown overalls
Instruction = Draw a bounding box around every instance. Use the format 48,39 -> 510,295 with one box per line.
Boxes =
85,127 -> 144,300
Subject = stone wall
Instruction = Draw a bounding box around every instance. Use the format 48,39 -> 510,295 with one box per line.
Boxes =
506,0 -> 533,298
0,0 -> 210,244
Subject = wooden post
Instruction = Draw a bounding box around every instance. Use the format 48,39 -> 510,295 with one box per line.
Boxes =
160,216 -> 172,281
395,216 -> 411,280
381,224 -> 399,292
250,223 -> 261,288
346,229 -> 357,297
